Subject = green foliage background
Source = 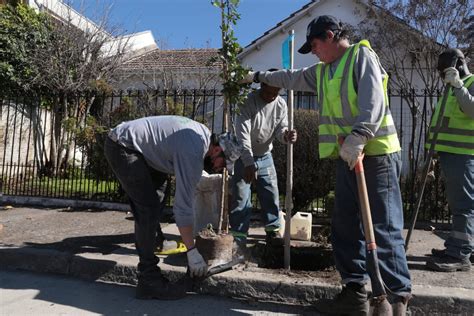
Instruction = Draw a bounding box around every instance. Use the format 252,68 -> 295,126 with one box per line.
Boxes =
0,4 -> 51,95
272,109 -> 336,213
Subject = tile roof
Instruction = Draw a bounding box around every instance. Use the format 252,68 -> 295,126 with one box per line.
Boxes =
121,48 -> 222,71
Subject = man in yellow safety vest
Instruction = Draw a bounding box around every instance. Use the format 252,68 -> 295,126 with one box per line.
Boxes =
426,48 -> 473,272
241,15 -> 411,314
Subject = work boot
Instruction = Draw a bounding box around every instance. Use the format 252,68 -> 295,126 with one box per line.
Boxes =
314,283 -> 369,315
426,254 -> 471,272
390,295 -> 411,316
136,270 -> 187,300
431,248 -> 473,263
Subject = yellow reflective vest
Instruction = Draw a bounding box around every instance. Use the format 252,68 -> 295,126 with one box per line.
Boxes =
426,74 -> 474,155
315,40 -> 400,159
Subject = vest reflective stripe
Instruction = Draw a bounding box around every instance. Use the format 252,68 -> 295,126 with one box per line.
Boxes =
316,40 -> 400,158
429,117 -> 474,136
427,75 -> 474,155
319,134 -> 337,143
340,46 -> 357,118
435,139 -> 474,150
319,123 -> 397,136
319,112 -> 398,131
316,64 -> 326,107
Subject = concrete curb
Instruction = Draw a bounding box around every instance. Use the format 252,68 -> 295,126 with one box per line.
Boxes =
0,195 -> 130,212
1,246 -> 473,314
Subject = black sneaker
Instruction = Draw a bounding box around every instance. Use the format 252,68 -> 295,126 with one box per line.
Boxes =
136,272 -> 187,300
265,231 -> 283,246
314,283 -> 369,315
431,248 -> 446,257
431,248 -> 473,263
426,254 -> 471,272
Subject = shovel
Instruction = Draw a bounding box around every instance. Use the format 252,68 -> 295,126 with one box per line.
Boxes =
339,137 -> 392,314
405,57 -> 458,250
181,255 -> 246,292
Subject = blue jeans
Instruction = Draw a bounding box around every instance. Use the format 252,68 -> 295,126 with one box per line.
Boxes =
229,153 -> 280,238
104,137 -> 168,277
332,152 -> 411,297
439,152 -> 474,260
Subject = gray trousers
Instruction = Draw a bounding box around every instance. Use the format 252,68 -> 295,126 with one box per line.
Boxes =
439,152 -> 474,260
104,136 -> 168,276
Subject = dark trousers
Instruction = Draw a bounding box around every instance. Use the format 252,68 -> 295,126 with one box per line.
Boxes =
104,136 -> 168,277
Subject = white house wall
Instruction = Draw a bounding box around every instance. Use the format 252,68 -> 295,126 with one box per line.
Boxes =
239,0 -> 367,70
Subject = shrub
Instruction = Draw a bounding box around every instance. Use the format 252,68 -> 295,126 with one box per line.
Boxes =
272,109 -> 336,213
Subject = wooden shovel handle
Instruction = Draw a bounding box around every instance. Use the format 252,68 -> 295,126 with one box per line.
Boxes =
338,136 -> 376,248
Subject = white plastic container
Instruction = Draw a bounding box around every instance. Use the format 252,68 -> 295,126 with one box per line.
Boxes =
290,212 -> 312,241
193,171 -> 222,236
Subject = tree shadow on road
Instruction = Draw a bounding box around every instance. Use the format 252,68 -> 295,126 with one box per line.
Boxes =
23,233 -> 135,255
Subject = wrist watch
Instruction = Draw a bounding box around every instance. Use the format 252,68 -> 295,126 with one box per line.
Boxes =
253,71 -> 260,83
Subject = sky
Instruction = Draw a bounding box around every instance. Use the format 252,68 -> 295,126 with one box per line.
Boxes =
71,0 -> 311,49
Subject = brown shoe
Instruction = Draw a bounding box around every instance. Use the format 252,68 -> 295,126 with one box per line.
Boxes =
314,283 -> 369,315
390,295 -> 411,316
136,272 -> 187,300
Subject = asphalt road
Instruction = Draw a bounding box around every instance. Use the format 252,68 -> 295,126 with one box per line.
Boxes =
1,270 -> 313,316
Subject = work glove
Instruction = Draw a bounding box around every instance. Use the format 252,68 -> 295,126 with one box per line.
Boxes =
339,133 -> 367,170
186,248 -> 208,278
284,129 -> 298,143
239,71 -> 257,84
243,164 -> 257,184
443,67 -> 463,89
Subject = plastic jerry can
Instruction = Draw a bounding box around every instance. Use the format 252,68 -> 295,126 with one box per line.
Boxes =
290,212 -> 312,241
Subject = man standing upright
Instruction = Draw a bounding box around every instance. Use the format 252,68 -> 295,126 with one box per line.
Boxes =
230,69 -> 297,245
241,15 -> 412,315
426,48 -> 473,272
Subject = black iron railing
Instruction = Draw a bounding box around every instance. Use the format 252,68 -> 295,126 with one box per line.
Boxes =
0,89 -> 448,222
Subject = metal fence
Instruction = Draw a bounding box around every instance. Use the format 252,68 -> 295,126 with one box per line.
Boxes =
0,89 -> 449,222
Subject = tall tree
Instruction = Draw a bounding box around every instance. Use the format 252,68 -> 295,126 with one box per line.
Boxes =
212,0 -> 249,233
0,2 -> 130,175
358,0 -> 472,94
32,3 -> 130,174
356,0 -> 473,178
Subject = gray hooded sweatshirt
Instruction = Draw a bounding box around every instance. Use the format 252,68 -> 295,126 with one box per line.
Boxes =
109,115 -> 210,227
236,89 -> 288,167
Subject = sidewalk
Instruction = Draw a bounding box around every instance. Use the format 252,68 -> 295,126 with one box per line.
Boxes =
1,206 -> 473,315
